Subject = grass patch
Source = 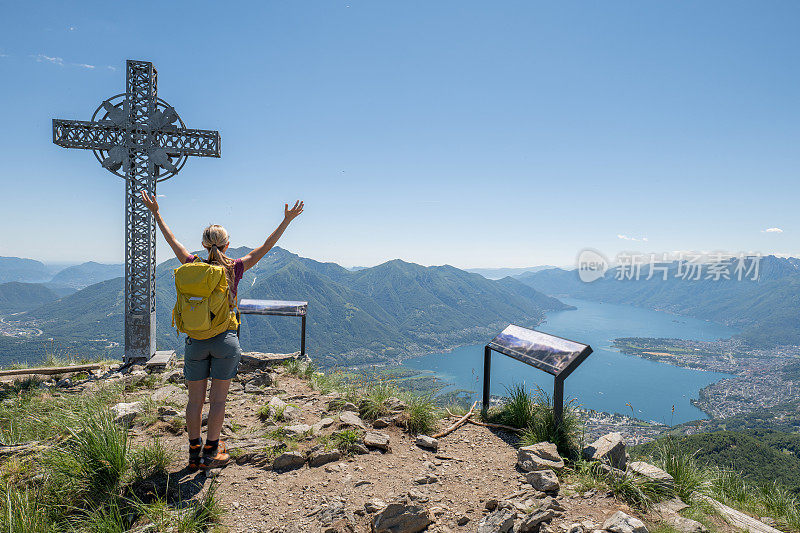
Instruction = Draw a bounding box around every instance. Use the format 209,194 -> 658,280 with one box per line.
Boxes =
330,428 -> 363,455
359,380 -> 398,420
404,393 -> 438,435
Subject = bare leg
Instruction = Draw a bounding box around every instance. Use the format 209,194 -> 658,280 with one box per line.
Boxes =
206,378 -> 231,441
186,379 -> 208,440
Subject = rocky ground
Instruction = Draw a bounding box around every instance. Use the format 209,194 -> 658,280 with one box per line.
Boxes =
28,353 -> 763,533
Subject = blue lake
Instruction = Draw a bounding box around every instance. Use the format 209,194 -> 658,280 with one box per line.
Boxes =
402,298 -> 737,425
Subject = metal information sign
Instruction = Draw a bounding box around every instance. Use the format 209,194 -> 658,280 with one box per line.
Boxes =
239,299 -> 309,357
483,324 -> 592,425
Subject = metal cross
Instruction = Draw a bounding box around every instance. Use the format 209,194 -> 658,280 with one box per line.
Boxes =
52,60 -> 221,363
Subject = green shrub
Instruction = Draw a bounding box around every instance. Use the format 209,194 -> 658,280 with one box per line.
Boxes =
46,409 -> 130,506
650,438 -> 712,500
331,429 -> 363,455
131,438 -> 173,480
405,393 -> 438,435
519,387 -> 581,458
359,380 -> 398,420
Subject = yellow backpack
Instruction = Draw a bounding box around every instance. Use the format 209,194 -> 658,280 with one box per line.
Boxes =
172,258 -> 239,340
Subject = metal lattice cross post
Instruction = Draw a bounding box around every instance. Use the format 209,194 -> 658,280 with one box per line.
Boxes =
52,60 -> 220,363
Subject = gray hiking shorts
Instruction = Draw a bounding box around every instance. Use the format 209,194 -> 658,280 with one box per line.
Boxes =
184,330 -> 242,381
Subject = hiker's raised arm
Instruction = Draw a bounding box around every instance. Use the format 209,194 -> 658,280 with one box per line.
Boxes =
140,191 -> 192,263
241,201 -> 304,271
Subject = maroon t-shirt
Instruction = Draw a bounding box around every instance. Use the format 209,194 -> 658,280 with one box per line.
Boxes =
184,254 -> 245,297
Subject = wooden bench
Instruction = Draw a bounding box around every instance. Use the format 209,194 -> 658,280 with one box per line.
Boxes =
238,299 -> 309,357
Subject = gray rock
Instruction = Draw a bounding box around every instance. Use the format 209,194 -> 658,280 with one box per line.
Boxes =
341,401 -> 359,412
365,499 -> 387,513
268,396 -> 287,411
667,517 -> 707,533
56,378 -> 72,388
415,435 -> 439,451
385,396 -> 408,412
364,431 -> 391,451
525,469 -> 559,493
244,382 -> 265,394
517,442 -> 565,471
515,510 -> 554,533
309,450 -> 341,467
352,442 -> 370,455
478,508 -> 516,533
272,451 -> 306,472
163,369 -> 183,383
372,417 -> 391,429
628,461 -> 674,488
283,404 -> 302,421
583,432 -> 629,470
110,401 -> 143,425
602,511 -> 648,533
283,424 -> 312,438
372,502 -> 432,533
247,371 -> 273,387
565,523 -> 586,533
313,417 -> 335,432
157,406 -> 179,418
340,411 -> 367,430
413,473 -> 439,485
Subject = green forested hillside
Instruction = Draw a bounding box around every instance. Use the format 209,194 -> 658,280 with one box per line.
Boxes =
48,261 -> 124,290
0,257 -> 53,283
518,256 -> 800,347
13,248 -> 570,367
636,430 -> 800,494
0,282 -> 59,313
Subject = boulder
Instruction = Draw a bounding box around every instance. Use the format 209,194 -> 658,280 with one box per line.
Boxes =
283,404 -> 302,421
365,499 -> 387,513
282,424 -> 312,438
340,411 -> 367,430
313,417 -> 335,432
364,431 -> 391,451
372,418 -> 391,429
385,397 -> 408,412
602,511 -> 648,533
371,502 -> 432,533
477,508 -> 516,533
272,451 -> 306,472
524,469 -> 560,493
244,382 -> 265,394
162,369 -> 183,383
667,517 -> 707,533
517,442 -> 565,471
628,461 -> 674,489
412,473 -> 439,485
110,401 -> 143,425
309,449 -> 341,467
246,371 -> 273,387
415,435 -> 438,451
516,510 -> 554,533
583,432 -> 628,470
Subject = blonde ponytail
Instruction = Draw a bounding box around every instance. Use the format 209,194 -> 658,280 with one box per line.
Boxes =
202,225 -> 236,307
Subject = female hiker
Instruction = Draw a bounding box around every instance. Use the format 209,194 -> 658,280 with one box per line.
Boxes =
140,190 -> 304,470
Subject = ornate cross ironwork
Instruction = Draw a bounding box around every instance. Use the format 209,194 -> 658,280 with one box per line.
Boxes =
52,60 -> 221,363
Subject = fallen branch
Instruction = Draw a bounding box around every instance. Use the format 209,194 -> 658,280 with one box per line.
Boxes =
433,400 -> 477,439
0,364 -> 101,377
465,418 -> 523,434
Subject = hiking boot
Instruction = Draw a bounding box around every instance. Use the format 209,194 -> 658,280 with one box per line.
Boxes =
188,440 -> 202,471
200,440 -> 229,469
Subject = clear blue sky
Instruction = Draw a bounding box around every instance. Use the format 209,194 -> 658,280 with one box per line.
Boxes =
1,1 -> 798,268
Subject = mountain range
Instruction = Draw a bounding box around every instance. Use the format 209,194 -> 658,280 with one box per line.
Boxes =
517,255 -> 800,347
0,248 -> 570,367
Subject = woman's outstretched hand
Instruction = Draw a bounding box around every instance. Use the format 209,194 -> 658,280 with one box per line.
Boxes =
284,200 -> 304,222
140,191 -> 159,214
